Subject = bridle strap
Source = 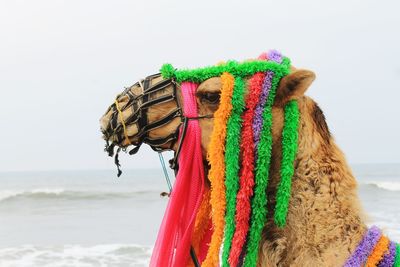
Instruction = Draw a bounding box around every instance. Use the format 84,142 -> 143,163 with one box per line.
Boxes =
139,77 -> 150,141
132,108 -> 182,139
169,117 -> 189,170
126,75 -> 213,157
106,73 -> 213,180
129,75 -> 182,153
169,114 -> 213,170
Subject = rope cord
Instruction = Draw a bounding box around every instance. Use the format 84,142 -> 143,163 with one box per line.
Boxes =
158,152 -> 172,192
114,99 -> 132,145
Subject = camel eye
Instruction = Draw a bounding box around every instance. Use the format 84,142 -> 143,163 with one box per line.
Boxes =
201,92 -> 220,104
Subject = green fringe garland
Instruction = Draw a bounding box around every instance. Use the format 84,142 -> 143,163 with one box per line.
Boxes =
160,58 -> 291,83
243,70 -> 289,267
395,243 -> 400,267
222,77 -> 246,267
274,100 -> 300,227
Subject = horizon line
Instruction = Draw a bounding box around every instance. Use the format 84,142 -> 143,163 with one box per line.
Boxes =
1,162 -> 400,174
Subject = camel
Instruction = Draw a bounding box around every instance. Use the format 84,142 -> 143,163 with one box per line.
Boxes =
100,54 -> 398,267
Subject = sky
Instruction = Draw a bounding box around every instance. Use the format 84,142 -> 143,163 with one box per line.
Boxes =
0,0 -> 399,172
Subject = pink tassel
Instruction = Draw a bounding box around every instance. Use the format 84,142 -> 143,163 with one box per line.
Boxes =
150,82 -> 205,267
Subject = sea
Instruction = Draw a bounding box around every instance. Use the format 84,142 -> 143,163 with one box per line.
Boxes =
0,164 -> 399,267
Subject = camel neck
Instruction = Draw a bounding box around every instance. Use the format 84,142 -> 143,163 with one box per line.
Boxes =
280,136 -> 368,265
261,123 -> 369,265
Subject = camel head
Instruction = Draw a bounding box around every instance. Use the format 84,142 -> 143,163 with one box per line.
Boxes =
99,61 -> 315,168
99,51 -> 318,266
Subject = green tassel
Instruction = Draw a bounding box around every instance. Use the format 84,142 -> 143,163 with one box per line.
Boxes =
160,63 -> 175,79
274,100 -> 300,227
395,243 -> 400,267
222,77 -> 246,267
243,71 -> 287,267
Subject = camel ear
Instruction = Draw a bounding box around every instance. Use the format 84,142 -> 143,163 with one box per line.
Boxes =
274,69 -> 315,106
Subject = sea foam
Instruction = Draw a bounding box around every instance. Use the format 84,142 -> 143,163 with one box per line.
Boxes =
0,244 -> 152,267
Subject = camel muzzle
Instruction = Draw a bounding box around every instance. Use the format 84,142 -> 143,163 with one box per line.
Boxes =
99,73 -> 183,163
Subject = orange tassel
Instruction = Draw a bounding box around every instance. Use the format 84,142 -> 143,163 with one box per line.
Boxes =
187,188 -> 211,267
202,73 -> 235,267
366,235 -> 390,267
192,188 -> 211,251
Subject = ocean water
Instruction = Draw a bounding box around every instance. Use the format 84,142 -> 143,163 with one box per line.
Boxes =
0,164 -> 399,266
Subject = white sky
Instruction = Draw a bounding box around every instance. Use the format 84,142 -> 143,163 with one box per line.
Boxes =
0,0 -> 399,172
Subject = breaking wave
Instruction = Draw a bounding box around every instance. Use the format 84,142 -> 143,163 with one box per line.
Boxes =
362,181 -> 400,192
0,188 -> 161,202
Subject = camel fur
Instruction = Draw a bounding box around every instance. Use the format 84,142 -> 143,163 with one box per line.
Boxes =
101,66 -> 377,266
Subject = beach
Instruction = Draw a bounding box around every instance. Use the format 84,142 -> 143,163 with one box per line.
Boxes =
0,164 -> 399,266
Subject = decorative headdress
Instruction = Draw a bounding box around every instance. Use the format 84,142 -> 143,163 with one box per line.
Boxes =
151,50 -> 300,267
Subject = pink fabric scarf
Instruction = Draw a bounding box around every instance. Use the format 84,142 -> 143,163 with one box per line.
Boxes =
150,82 -> 205,267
